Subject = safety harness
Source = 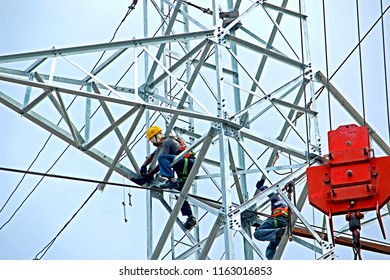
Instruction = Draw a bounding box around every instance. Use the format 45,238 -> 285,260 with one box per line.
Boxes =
272,207 -> 288,228
171,136 -> 196,180
272,207 -> 289,217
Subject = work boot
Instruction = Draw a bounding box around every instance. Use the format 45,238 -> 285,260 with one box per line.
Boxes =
131,176 -> 147,185
183,216 -> 196,230
159,179 -> 179,189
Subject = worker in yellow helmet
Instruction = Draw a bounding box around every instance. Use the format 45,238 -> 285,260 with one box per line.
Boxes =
139,125 -> 196,230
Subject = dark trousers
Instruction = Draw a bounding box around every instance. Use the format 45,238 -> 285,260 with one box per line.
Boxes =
253,215 -> 287,260
177,182 -> 192,216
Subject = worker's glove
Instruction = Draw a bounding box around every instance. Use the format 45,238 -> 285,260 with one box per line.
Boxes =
258,185 -> 268,192
140,165 -> 147,176
256,179 -> 266,190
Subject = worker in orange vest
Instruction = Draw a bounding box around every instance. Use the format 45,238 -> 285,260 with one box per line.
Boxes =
253,179 -> 288,259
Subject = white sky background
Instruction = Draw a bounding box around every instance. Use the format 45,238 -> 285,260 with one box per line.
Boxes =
0,0 -> 389,260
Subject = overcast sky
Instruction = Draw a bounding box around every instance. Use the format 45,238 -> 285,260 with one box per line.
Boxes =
0,0 -> 389,261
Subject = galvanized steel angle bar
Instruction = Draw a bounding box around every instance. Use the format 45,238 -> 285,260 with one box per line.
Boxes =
171,133 -> 207,166
25,58 -> 47,72
228,139 -> 245,204
227,48 -> 307,143
142,46 -> 212,116
81,106 -> 140,151
81,48 -> 128,83
163,41 -> 214,143
290,235 -> 322,254
233,75 -> 304,124
88,83 -> 139,171
258,78 -> 309,174
240,0 -> 290,127
212,0 -> 264,44
145,0 -> 184,85
270,98 -> 318,116
277,189 -> 324,245
235,137 -> 273,183
23,73 -> 34,106
33,73 -> 71,123
150,127 -> 217,259
0,67 -> 134,93
240,127 -> 312,161
159,0 -> 208,31
0,89 -> 134,179
22,87 -> 53,114
260,4 -> 300,60
0,86 -> 128,174
228,163 -> 308,219
239,25 -> 286,57
198,214 -> 225,260
263,2 -> 307,19
61,55 -> 128,100
158,196 -> 199,245
0,74 -> 242,125
98,107 -> 146,191
0,30 -> 215,64
185,195 -> 222,216
316,71 -> 390,155
238,227 -> 267,260
148,39 -> 209,89
226,34 -> 307,69
175,228 -> 225,260
274,181 -> 309,259
53,89 -> 84,148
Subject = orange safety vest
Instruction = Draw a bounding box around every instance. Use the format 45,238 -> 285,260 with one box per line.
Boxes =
272,207 -> 288,217
171,136 -> 193,158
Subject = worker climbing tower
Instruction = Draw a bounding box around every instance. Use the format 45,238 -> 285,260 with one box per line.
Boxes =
0,1 -> 389,260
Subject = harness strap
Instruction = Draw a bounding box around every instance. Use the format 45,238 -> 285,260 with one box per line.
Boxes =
183,158 -> 188,175
272,207 -> 289,217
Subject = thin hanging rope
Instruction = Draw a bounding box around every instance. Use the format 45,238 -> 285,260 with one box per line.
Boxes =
34,188 -> 98,260
356,0 -> 366,125
313,6 -> 389,101
380,0 -> 390,142
322,0 -> 332,131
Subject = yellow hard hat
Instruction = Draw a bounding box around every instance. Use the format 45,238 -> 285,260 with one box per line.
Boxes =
146,125 -> 162,140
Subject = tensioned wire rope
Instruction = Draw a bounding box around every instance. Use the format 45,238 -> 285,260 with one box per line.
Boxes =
313,4 -> 390,125
32,5 -> 188,259
380,0 -> 390,143
313,0 -> 390,260
30,2 -> 219,259
0,161 -> 295,261
0,2 -> 194,259
0,1 -> 182,259
0,3 -> 139,232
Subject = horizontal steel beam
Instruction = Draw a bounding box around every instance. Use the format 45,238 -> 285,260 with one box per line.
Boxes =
0,30 -> 215,63
315,71 -> 390,155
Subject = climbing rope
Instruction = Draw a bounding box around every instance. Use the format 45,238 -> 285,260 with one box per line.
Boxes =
347,211 -> 364,260
183,1 -> 212,15
286,181 -> 294,241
